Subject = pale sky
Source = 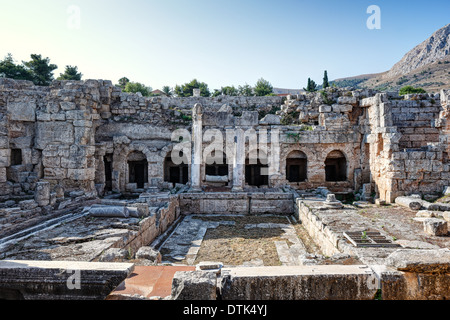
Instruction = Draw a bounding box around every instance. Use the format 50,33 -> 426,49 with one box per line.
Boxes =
0,0 -> 449,90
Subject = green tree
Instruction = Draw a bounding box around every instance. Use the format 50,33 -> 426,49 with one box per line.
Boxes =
399,85 -> 427,95
162,86 -> 173,96
174,79 -> 210,97
238,83 -> 253,96
322,70 -> 329,89
22,54 -> 58,86
212,89 -> 222,97
303,78 -> 317,92
124,82 -> 152,96
0,53 -> 33,81
221,86 -> 238,96
117,77 -> 130,90
254,78 -> 273,96
57,65 -> 82,81
213,86 -> 239,97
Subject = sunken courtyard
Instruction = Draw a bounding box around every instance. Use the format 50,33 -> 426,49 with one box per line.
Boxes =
0,78 -> 449,300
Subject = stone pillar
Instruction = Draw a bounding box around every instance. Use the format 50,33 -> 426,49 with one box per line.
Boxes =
35,181 -> 50,207
232,128 -> 245,191
191,104 -> 203,192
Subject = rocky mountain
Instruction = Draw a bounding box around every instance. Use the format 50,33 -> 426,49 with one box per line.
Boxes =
385,24 -> 450,79
333,24 -> 450,93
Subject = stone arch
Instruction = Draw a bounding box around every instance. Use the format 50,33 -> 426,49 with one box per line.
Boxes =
286,150 -> 308,182
127,151 -> 148,189
164,148 -> 189,185
205,150 -> 229,177
245,149 -> 269,187
325,150 -> 347,182
113,143 -> 153,192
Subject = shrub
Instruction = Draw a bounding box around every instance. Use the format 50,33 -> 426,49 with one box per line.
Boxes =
399,86 -> 426,95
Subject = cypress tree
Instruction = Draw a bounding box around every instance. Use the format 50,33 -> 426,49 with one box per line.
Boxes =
323,70 -> 329,89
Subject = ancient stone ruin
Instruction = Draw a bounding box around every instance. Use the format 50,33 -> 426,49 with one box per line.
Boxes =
0,78 -> 449,300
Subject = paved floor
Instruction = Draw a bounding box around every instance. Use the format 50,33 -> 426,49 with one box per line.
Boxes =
106,266 -> 196,300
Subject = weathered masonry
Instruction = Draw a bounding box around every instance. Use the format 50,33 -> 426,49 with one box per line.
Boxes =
0,78 -> 449,204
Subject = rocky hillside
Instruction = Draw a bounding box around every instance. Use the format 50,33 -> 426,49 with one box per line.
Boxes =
386,24 -> 450,78
334,24 -> 450,93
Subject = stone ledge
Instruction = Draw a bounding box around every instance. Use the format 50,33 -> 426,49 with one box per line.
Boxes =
385,249 -> 450,273
219,265 -> 379,300
0,260 -> 134,300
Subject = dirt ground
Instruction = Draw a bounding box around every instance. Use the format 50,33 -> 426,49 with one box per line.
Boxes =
193,216 -> 291,266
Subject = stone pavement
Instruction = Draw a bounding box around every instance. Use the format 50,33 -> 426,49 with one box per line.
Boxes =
106,265 -> 195,300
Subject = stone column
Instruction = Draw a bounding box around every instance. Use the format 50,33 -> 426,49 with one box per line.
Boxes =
232,128 -> 245,191
191,104 -> 203,192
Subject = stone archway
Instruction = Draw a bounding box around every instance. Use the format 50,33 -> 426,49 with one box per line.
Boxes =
325,150 -> 347,182
127,151 -> 148,189
164,150 -> 189,185
286,150 -> 307,182
245,149 -> 269,187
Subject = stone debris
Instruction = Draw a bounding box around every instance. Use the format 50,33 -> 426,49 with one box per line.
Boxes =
171,271 -> 217,300
423,218 -> 448,236
88,206 -> 130,218
135,246 -> 162,264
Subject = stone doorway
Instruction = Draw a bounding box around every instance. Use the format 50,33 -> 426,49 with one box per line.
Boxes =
165,154 -> 189,185
245,159 -> 268,187
128,151 -> 148,189
286,151 -> 307,182
325,150 -> 347,182
104,154 -> 113,192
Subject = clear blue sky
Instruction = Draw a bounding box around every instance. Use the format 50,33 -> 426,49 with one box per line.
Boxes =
0,0 -> 449,90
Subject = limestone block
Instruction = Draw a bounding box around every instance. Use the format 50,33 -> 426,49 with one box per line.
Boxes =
35,122 -> 74,150
319,105 -> 331,113
36,112 -> 51,121
67,168 -> 95,181
337,96 -> 357,105
260,114 -> 281,125
42,156 -> 61,168
416,210 -> 437,218
65,110 -> 91,121
60,101 -> 76,111
19,199 -> 38,210
0,136 -> 8,149
443,212 -> 450,222
423,218 -> 448,236
0,260 -> 134,300
99,248 -> 128,262
339,104 -> 353,113
171,271 -> 217,300
0,149 -> 10,167
0,167 -> 6,183
50,113 -> 66,121
44,168 -> 67,180
386,249 -> 450,273
7,100 -> 36,122
135,247 -> 161,263
35,181 -> 50,207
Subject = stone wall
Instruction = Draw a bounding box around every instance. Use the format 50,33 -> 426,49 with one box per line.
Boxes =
1,77 -> 449,205
363,90 -> 450,202
179,192 -> 294,215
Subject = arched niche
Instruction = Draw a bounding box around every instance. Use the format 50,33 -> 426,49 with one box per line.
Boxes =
325,150 -> 347,182
286,150 -> 307,182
